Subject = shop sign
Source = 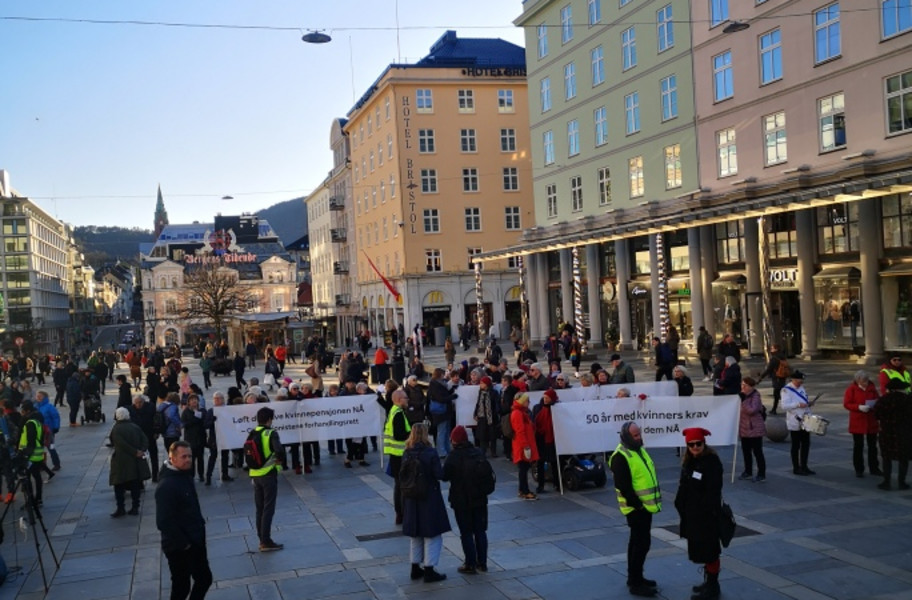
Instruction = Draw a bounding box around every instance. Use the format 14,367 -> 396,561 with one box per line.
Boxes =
425,291 -> 446,305
769,268 -> 799,289
422,305 -> 451,313
461,67 -> 527,77
631,286 -> 649,297
672,288 -> 691,296
185,252 -> 257,265
401,96 -> 418,234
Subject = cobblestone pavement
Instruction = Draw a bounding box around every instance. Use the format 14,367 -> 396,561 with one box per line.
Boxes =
3,346 -> 911,599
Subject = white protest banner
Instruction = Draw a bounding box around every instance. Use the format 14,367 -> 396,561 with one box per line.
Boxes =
454,385 -> 479,426
213,395 -> 385,449
567,381 -> 679,401
550,395 -> 740,455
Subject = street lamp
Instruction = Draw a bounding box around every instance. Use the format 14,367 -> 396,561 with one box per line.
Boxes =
302,30 -> 332,44
722,21 -> 750,34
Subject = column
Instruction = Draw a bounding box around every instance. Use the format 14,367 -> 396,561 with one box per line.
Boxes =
743,218 -> 762,354
615,239 -> 633,350
795,209 -> 819,358
687,227 -> 705,348
649,235 -> 661,339
560,249 -> 573,330
858,198 -> 884,364
586,243 -> 603,347
529,253 -> 547,344
700,225 -> 716,334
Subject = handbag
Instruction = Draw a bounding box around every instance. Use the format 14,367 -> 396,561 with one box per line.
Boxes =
718,499 -> 736,548
137,455 -> 152,481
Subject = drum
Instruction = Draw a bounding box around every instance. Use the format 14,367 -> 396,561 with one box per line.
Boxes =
801,414 -> 829,436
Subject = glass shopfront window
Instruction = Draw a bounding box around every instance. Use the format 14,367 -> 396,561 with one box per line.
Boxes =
814,268 -> 861,350
711,274 -> 745,344
882,193 -> 912,249
600,242 -> 616,278
767,212 -> 797,259
715,221 -> 744,264
817,203 -> 860,255
632,236 -> 651,275
881,274 -> 912,349
599,242 -> 619,346
667,229 -> 689,271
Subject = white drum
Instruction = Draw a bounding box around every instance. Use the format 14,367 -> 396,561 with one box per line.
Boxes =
801,414 -> 829,436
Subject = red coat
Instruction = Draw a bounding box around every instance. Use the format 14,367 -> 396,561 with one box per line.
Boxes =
843,381 -> 879,435
510,402 -> 539,464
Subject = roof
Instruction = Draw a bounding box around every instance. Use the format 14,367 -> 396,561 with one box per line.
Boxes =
285,233 -> 309,252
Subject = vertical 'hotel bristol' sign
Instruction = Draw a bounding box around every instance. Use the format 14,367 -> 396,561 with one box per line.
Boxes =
401,94 -> 418,234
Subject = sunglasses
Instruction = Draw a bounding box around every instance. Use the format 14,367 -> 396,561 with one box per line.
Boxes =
687,441 -> 704,448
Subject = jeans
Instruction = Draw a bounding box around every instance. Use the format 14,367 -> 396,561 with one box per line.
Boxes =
253,472 -> 278,543
740,436 -> 766,477
164,544 -> 213,600
536,441 -> 557,491
435,419 -> 451,457
46,430 -> 61,469
328,439 -> 344,454
202,371 -> 211,389
207,448 -> 231,479
852,433 -> 879,475
700,358 -> 712,377
67,398 -> 80,425
626,509 -> 653,584
27,461 -> 43,503
790,430 -> 811,470
388,454 -> 402,518
517,460 -> 532,494
455,505 -> 488,568
409,534 -> 443,567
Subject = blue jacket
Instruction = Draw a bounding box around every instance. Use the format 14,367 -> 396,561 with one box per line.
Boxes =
157,401 -> 182,438
36,395 -> 61,432
66,374 -> 82,404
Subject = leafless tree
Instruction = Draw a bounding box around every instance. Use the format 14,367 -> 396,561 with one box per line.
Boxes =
177,263 -> 258,341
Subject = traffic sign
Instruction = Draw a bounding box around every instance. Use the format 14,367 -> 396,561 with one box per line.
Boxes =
14,337 -> 24,347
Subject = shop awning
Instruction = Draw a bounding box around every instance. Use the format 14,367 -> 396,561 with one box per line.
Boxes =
812,266 -> 860,279
880,263 -> 912,277
713,273 -> 746,285
231,311 -> 296,323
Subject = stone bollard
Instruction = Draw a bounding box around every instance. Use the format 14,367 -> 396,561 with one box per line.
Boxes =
766,415 -> 789,443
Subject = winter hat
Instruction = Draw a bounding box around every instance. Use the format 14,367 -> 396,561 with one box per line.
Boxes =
480,376 -> 493,387
283,377 -> 293,385
790,370 -> 806,381
610,354 -> 621,362
450,425 -> 469,445
513,380 -> 528,393
543,388 -> 558,403
514,393 -> 530,406
683,427 -> 711,444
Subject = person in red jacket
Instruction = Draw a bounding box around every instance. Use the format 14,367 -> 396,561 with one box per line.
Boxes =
533,388 -> 559,494
510,393 -> 539,500
843,370 -> 883,478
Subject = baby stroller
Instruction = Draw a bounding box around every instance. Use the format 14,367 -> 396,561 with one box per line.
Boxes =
561,454 -> 608,491
81,394 -> 105,424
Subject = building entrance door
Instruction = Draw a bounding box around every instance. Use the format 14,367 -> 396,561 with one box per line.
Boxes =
771,291 -> 801,357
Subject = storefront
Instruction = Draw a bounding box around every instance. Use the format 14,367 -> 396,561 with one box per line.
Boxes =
628,280 -> 652,350
813,266 -> 861,351
504,286 -> 522,329
421,290 -> 451,346
666,277 -> 692,341
768,266 -> 802,356
712,273 -> 746,344
879,264 -> 912,349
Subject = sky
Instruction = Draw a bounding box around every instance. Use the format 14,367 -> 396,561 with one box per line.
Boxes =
0,1 -> 526,230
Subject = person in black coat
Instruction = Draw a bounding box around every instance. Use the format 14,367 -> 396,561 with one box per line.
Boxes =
180,394 -> 206,482
233,352 -> 247,388
427,368 -> 458,457
52,362 -> 68,407
116,374 -> 132,409
674,428 -> 724,600
652,337 -> 675,382
673,366 -> 694,397
401,423 -> 451,583
715,356 -> 742,396
155,440 -> 212,599
443,425 -> 490,574
130,393 -> 159,482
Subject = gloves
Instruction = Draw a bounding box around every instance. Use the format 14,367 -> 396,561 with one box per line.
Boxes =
523,447 -> 532,460
858,405 -> 870,413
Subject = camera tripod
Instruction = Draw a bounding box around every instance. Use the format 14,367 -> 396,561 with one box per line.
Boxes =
0,466 -> 60,592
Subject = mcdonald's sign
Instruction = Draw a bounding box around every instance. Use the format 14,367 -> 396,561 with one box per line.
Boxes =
425,290 -> 446,305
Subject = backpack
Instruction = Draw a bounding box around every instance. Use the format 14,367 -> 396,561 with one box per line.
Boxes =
429,400 -> 447,415
759,403 -> 768,422
244,428 -> 269,470
399,453 -> 429,500
469,453 -> 496,496
775,358 -> 791,379
152,405 -> 167,436
501,412 -> 514,439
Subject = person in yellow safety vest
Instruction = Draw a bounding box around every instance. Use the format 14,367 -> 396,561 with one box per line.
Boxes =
18,400 -> 46,507
249,406 -> 286,552
879,353 -> 912,396
609,421 -> 662,598
384,389 -> 412,525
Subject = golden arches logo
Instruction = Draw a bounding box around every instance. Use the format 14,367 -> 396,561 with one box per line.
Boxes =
426,291 -> 445,305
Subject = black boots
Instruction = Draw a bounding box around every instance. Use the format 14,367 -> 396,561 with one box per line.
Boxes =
423,566 -> 446,583
691,572 -> 719,600
410,564 -> 423,580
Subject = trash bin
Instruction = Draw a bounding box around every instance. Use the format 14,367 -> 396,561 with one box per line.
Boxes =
391,357 -> 406,383
434,326 -> 447,347
370,364 -> 391,385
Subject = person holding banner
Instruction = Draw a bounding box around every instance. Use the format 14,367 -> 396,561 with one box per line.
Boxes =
780,371 -> 815,476
532,388 -> 559,494
510,393 -> 539,500
609,422 -> 661,597
674,427 -> 724,600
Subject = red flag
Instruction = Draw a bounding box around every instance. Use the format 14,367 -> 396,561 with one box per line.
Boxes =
362,251 -> 401,303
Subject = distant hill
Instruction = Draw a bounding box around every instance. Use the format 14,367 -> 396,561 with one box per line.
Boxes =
256,197 -> 308,246
73,226 -> 152,268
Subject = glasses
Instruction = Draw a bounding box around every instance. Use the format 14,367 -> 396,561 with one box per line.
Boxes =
686,441 -> 704,448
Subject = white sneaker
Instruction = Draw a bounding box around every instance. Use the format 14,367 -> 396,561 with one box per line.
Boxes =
703,376 -> 711,382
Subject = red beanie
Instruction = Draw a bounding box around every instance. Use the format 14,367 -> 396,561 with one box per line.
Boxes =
513,380 -> 528,392
450,425 -> 469,445
480,376 -> 493,387
544,388 -> 558,402
683,427 -> 711,443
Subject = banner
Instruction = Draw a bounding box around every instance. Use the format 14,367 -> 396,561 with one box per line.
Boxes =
550,395 -> 740,455
213,395 -> 385,449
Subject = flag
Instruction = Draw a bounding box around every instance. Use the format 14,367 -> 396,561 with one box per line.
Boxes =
362,251 -> 401,303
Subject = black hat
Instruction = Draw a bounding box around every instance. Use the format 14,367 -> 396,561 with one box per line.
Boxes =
790,370 -> 806,380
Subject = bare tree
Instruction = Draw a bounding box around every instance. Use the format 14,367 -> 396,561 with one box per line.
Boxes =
176,264 -> 258,341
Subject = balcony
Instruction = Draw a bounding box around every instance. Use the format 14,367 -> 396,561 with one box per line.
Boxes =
329,196 -> 344,211
330,228 -> 347,243
335,293 -> 351,306
333,261 -> 350,275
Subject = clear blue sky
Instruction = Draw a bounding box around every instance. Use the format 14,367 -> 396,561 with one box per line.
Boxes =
0,1 -> 525,229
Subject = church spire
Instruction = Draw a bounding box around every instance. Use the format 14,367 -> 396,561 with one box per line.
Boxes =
153,184 -> 169,239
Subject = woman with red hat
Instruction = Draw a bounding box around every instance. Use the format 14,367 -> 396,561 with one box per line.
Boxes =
674,427 -> 724,600
442,425 -> 492,574
532,388 -> 559,493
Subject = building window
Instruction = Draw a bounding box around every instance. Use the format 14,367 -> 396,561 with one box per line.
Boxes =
815,3 -> 841,63
594,106 -> 608,146
418,129 -> 435,153
383,217 -> 389,241
763,111 -> 788,165
388,133 -> 393,159
367,115 -> 372,136
421,169 -> 438,193
628,156 -> 645,198
547,183 -> 558,218
817,203 -> 859,254
378,143 -> 383,165
538,23 -> 548,58
568,119 -> 580,156
767,213 -> 798,259
664,144 -> 682,189
717,128 -> 738,177
458,89 -> 475,112
390,174 -> 396,198
589,0 -> 601,25
886,69 -> 912,134
711,0 -> 729,27
463,168 -> 479,192
416,89 -> 433,112
426,249 -> 442,272
465,207 -> 481,232
460,128 -> 477,153
591,46 -> 605,86
564,62 -> 577,100
561,4 -> 573,43
372,187 -> 378,207
505,206 -> 521,230
503,168 -> 519,191
657,4 -> 674,52
713,51 -> 734,101
500,128 -> 517,152
598,167 -> 612,205
468,248 -> 483,271
882,193 -> 912,248
508,256 -> 519,269
541,77 -> 552,112
380,180 -> 386,202
883,0 -> 912,38
385,96 -> 391,120
660,75 -> 678,121
423,209 -> 440,233
625,92 -> 640,135
760,30 -> 784,85
543,130 -> 555,165
716,220 -> 745,263
819,92 -> 846,152
498,89 -> 515,113
354,165 -> 359,182
369,151 -> 375,172
622,27 -> 637,70
570,176 -> 583,212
